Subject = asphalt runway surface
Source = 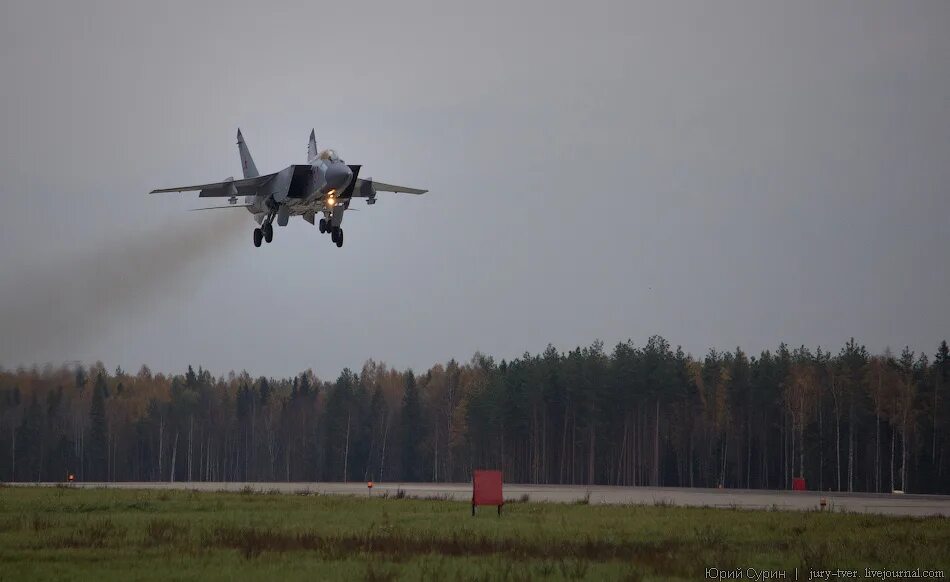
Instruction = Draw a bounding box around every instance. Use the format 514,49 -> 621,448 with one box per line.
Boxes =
16,482 -> 950,517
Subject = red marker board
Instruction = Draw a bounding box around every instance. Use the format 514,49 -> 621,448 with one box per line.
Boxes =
472,470 -> 504,515
792,477 -> 807,491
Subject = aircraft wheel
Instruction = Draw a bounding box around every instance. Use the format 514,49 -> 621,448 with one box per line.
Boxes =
335,229 -> 343,248
253,228 -> 263,248
263,221 -> 273,243
318,218 -> 327,233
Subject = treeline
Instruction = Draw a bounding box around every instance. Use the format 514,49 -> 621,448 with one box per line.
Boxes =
1,337 -> 948,493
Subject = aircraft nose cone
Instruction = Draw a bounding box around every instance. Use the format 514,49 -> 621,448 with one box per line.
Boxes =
325,163 -> 352,190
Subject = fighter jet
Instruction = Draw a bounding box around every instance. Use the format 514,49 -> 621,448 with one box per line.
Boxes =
150,129 -> 428,248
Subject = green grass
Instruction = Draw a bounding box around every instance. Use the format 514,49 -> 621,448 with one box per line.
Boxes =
0,485 -> 947,581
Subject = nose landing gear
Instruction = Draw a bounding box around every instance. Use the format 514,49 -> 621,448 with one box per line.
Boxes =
319,215 -> 343,247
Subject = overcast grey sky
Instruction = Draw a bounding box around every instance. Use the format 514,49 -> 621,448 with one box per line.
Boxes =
1,0 -> 947,378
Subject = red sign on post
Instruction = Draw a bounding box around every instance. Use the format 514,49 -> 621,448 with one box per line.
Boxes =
472,470 -> 504,516
792,477 -> 807,491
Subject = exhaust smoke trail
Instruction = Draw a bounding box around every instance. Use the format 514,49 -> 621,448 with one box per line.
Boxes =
0,210 -> 248,369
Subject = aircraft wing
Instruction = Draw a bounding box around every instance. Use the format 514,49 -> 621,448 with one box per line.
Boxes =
356,178 -> 428,195
150,173 -> 277,197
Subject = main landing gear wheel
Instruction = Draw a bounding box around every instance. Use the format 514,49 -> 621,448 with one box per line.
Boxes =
253,228 -> 263,248
318,218 -> 327,233
335,229 -> 343,248
263,221 -> 273,243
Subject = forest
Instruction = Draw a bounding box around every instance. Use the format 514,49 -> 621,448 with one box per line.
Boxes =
1,337 -> 948,494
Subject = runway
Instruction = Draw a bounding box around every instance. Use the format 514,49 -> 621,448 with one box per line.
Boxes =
15,481 -> 950,517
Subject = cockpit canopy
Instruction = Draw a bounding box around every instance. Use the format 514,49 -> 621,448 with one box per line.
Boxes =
318,149 -> 339,161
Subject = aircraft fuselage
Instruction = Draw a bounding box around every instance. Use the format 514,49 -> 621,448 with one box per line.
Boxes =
244,154 -> 352,224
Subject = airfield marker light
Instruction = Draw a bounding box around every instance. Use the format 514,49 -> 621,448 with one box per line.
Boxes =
367,481 -> 374,496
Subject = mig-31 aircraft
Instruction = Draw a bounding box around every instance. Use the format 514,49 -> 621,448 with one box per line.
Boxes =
150,129 -> 428,248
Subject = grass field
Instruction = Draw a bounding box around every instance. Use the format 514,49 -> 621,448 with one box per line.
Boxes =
0,485 -> 948,581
